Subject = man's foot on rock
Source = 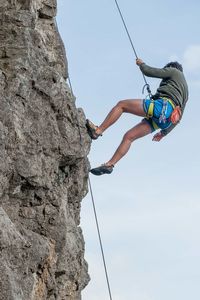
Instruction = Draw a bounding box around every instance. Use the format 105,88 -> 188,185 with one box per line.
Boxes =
90,164 -> 114,176
86,119 -> 102,140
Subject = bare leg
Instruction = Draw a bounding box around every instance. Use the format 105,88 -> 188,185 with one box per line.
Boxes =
95,99 -> 145,135
106,120 -> 152,166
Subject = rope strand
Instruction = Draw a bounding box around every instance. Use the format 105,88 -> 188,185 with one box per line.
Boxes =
113,0 -> 152,97
114,0 -> 138,58
54,15 -> 83,145
55,6 -> 113,298
89,177 -> 113,300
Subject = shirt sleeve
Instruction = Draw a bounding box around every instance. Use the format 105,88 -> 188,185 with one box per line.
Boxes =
161,123 -> 177,136
140,63 -> 173,79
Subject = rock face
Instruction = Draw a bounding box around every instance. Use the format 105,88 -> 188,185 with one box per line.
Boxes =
0,0 -> 91,299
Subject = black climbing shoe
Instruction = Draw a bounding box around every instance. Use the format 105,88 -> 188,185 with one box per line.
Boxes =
86,119 -> 102,140
90,164 -> 114,176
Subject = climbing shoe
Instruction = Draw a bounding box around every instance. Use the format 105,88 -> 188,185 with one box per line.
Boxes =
90,164 -> 114,176
86,119 -> 102,140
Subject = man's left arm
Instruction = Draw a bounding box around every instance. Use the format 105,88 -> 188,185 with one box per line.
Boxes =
152,123 -> 177,141
157,100 -> 187,140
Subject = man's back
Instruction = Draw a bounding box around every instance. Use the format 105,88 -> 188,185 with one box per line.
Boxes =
140,63 -> 188,109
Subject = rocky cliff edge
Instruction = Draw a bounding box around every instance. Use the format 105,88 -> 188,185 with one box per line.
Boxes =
0,0 -> 91,299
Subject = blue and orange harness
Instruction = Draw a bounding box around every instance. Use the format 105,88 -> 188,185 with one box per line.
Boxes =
143,97 -> 177,131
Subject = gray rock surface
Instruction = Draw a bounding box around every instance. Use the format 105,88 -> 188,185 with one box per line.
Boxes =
0,0 -> 91,299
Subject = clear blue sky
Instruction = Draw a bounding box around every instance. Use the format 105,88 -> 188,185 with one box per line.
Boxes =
57,1 -> 200,299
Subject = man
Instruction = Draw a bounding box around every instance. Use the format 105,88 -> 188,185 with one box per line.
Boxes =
86,58 -> 188,176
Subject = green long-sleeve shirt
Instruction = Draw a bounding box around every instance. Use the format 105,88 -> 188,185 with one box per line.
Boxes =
140,63 -> 189,136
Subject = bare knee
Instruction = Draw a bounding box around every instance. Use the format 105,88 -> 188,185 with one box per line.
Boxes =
123,131 -> 136,143
115,100 -> 126,112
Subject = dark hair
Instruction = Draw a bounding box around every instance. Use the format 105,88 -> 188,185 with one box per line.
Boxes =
164,61 -> 183,72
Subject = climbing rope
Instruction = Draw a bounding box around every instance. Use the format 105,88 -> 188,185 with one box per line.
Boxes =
65,70 -> 83,145
55,16 -> 83,144
55,3 -> 154,299
49,6 -> 113,299
88,177 -> 113,300
113,0 -> 152,98
66,80 -> 113,299
55,28 -> 112,300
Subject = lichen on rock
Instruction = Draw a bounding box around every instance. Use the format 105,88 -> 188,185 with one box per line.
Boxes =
0,0 -> 91,299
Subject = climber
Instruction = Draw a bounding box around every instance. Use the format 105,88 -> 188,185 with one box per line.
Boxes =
86,58 -> 189,176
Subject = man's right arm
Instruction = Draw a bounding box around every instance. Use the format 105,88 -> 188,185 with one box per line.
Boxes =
136,59 -> 172,79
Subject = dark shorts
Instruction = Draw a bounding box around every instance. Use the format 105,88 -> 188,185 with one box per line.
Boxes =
143,98 -> 174,132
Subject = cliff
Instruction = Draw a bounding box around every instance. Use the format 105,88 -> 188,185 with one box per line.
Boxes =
0,0 -> 90,299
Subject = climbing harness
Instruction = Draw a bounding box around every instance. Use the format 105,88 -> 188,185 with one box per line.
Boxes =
159,100 -> 168,123
160,98 -> 176,123
113,0 -> 152,98
88,177 -> 113,300
146,98 -> 176,121
146,101 -> 154,118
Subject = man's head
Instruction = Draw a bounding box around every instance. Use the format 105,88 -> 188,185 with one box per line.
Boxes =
164,61 -> 183,72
